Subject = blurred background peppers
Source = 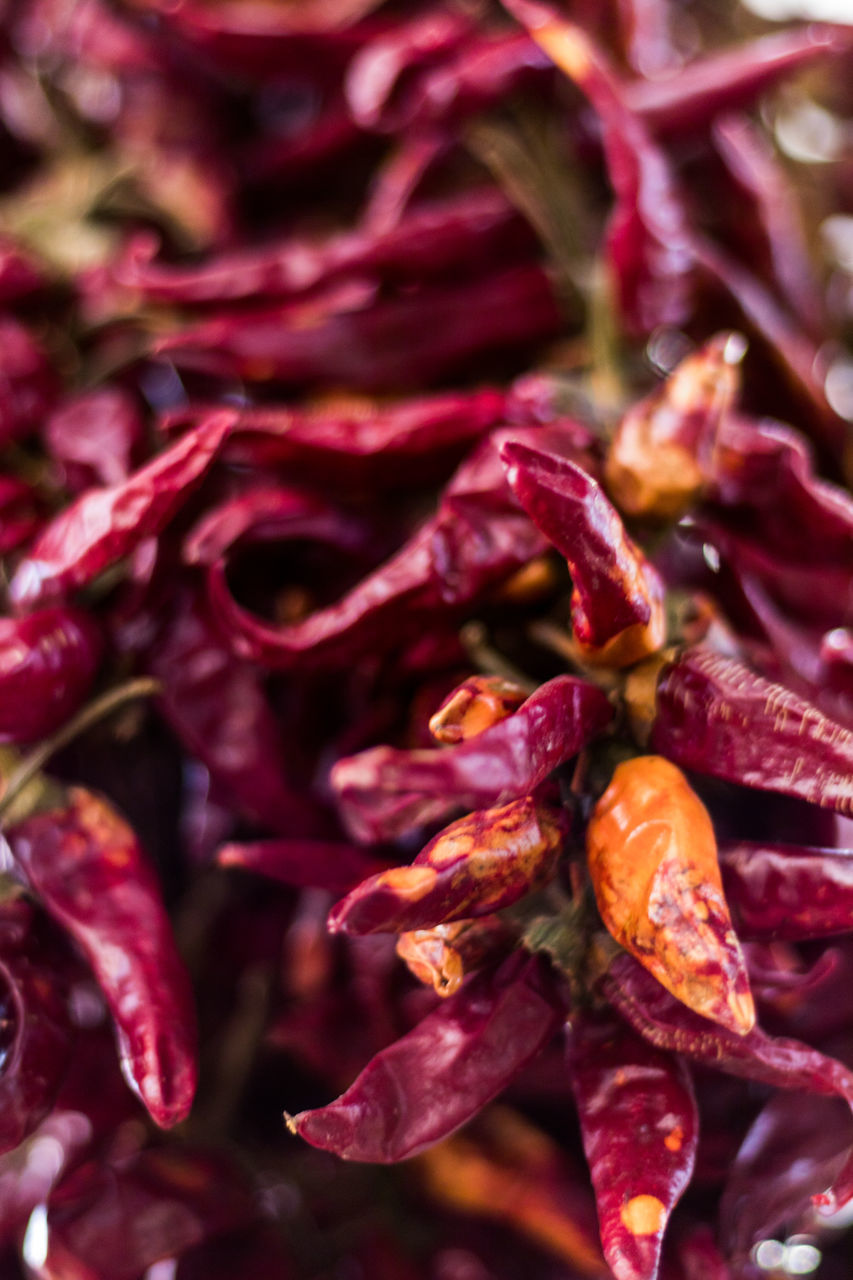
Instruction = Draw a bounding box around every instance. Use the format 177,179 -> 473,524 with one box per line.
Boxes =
0,1 -> 851,1278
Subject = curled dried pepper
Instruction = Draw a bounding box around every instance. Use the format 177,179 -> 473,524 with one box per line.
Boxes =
587,756 -> 754,1035
328,795 -> 565,936
428,674 -> 529,745
332,674 -> 612,843
502,440 -> 666,666
568,1010 -> 698,1280
8,787 -> 198,1128
646,647 -> 853,817
604,332 -> 745,521
287,952 -> 567,1162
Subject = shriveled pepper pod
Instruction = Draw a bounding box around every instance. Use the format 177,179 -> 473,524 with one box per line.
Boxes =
428,674 -> 529,744
604,331 -> 746,520
329,795 -> 565,936
646,647 -> 853,816
567,1010 -> 698,1280
501,441 -> 666,667
287,952 -> 568,1162
587,755 -> 754,1035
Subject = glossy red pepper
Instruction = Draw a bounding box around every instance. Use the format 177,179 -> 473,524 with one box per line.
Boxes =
0,607 -> 102,743
288,952 -> 567,1162
8,787 -> 198,1128
568,1010 -> 698,1280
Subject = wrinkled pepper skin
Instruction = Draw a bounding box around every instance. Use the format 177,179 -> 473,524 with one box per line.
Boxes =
506,1 -> 693,333
10,413 -> 233,610
587,756 -> 754,1035
0,895 -> 75,1157
604,953 -> 853,1103
648,647 -> 853,816
332,674 -> 613,843
568,1010 -> 698,1280
720,841 -> 853,941
328,795 -> 565,935
8,788 -> 198,1128
288,952 -> 567,1162
0,607 -> 102,743
502,440 -> 666,665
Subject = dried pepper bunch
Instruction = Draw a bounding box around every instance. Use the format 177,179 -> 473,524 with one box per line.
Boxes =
0,0 -> 851,1278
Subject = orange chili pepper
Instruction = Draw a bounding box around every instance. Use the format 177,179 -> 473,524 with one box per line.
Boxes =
429,674 -> 529,744
586,755 -> 754,1035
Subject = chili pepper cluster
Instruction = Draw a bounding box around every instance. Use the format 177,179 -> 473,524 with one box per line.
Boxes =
0,1 -> 851,1278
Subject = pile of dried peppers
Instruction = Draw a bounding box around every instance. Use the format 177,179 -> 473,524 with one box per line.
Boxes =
0,0 -> 851,1277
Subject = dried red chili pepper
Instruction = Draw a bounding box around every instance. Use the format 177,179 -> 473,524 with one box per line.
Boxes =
645,647 -> 853,817
154,265 -> 562,391
8,787 -> 197,1128
287,952 -> 567,1162
623,24 -> 852,138
117,186 -> 531,305
568,1009 -> 698,1280
34,1145 -> 261,1280
217,838 -> 384,896
10,412 -> 233,611
0,607 -> 102,743
604,333 -> 744,521
719,842 -> 853,942
503,440 -> 666,666
329,795 -> 565,935
0,892 -> 75,1157
164,385 -> 508,489
149,589 -> 329,837
719,1092 -> 853,1259
712,113 -> 824,338
604,952 -> 853,1103
332,674 -> 612,843
207,431 -> 554,671
428,674 -> 529,744
505,0 -> 693,333
588,756 -> 753,1035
